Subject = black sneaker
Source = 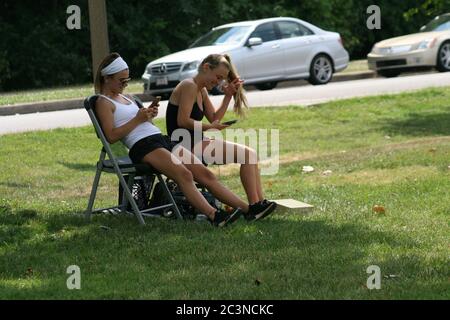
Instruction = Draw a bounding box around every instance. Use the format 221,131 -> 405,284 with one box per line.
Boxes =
210,208 -> 242,227
245,200 -> 277,221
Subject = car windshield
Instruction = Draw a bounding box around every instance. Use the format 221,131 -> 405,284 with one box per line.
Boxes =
189,26 -> 250,48
421,15 -> 450,32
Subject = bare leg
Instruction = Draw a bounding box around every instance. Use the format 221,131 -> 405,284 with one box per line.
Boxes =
239,164 -> 260,204
173,145 -> 249,212
142,148 -> 216,218
254,163 -> 264,201
200,139 -> 264,204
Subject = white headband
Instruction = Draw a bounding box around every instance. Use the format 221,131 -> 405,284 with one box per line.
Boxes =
101,57 -> 129,76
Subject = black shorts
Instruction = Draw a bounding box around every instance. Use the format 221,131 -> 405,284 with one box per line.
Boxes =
129,134 -> 177,164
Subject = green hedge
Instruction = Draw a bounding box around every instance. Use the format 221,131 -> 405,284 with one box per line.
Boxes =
0,0 -> 446,91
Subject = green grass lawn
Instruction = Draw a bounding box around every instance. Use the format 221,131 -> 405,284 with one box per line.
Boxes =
0,81 -> 144,107
342,59 -> 369,73
0,87 -> 449,299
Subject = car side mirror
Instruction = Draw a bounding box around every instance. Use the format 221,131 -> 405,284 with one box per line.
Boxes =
247,37 -> 263,47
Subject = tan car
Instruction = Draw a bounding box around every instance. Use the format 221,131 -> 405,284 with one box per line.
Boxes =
367,13 -> 450,77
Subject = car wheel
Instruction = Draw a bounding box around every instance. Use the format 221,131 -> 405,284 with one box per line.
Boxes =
308,54 -> 333,85
377,70 -> 400,78
437,41 -> 450,72
255,82 -> 278,90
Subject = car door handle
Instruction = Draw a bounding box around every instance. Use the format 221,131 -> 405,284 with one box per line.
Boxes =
271,44 -> 280,49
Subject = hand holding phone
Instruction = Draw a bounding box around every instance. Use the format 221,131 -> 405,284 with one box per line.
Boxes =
147,96 -> 161,123
222,119 -> 238,125
149,96 -> 161,108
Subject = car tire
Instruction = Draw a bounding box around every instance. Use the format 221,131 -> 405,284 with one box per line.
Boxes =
255,82 -> 278,91
377,70 -> 400,78
308,54 -> 334,85
436,41 -> 450,72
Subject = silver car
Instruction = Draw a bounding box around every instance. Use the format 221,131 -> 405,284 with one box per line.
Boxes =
368,13 -> 450,77
142,17 -> 349,96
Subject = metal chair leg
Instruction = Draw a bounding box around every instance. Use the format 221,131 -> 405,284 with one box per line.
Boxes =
86,167 -> 102,221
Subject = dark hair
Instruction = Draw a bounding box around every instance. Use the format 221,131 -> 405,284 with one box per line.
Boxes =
199,53 -> 249,117
94,52 -> 121,94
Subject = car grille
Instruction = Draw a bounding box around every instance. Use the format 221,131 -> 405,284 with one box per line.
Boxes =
376,59 -> 407,68
150,63 -> 182,75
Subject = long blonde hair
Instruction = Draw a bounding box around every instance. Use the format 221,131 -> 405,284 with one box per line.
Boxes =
199,53 -> 249,117
94,52 -> 121,94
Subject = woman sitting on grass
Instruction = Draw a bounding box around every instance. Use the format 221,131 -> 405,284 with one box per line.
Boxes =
166,53 -> 276,221
94,53 -> 271,227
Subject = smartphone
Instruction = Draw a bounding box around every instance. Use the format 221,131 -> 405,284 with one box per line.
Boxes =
149,96 -> 161,108
222,119 -> 238,125
147,96 -> 161,123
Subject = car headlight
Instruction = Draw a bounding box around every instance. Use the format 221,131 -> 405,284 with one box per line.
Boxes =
371,45 -> 380,54
418,38 -> 437,50
182,61 -> 200,72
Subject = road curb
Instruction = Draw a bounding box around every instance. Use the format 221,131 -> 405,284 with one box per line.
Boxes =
0,72 -> 375,116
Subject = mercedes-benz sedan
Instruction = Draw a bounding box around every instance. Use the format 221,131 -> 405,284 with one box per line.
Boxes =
142,17 -> 349,96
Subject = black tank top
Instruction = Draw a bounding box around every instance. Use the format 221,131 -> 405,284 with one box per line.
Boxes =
166,101 -> 204,150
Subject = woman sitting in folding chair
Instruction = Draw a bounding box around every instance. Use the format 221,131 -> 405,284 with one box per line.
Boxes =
94,53 -> 256,227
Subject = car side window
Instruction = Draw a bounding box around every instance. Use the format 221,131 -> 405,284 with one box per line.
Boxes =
277,21 -> 314,38
249,22 -> 278,43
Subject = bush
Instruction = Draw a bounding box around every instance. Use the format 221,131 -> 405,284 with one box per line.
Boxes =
0,0 -> 440,91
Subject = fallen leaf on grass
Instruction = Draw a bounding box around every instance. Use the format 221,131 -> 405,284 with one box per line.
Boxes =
372,205 -> 386,214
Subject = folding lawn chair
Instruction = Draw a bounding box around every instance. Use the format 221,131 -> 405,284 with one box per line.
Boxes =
84,94 -> 183,225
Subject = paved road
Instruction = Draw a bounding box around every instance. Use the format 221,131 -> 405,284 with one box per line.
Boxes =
1,71 -> 450,135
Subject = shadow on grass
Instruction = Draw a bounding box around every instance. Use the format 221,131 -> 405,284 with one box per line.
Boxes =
58,161 -> 95,172
381,109 -> 450,137
0,204 -> 38,226
1,205 -> 441,299
0,182 -> 32,188
0,206 -> 40,248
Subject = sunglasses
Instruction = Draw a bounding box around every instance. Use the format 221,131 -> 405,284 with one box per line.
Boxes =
119,77 -> 131,85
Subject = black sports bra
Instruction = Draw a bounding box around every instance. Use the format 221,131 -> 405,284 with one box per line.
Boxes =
166,101 -> 205,149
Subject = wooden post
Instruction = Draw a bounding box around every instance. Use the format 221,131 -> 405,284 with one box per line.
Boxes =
88,0 -> 110,84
